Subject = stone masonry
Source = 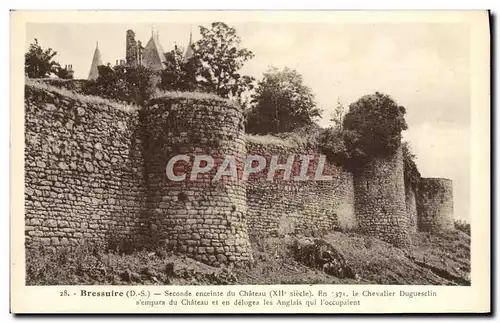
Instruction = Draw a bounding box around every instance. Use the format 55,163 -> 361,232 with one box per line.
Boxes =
142,95 -> 253,266
24,79 -> 455,266
246,139 -> 356,236
353,146 -> 412,248
24,82 -> 147,249
417,178 -> 454,232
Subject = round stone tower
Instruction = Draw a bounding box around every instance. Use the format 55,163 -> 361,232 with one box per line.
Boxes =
142,94 -> 252,266
417,178 -> 454,232
353,145 -> 411,248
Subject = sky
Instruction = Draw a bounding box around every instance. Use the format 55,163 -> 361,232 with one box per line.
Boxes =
25,22 -> 471,221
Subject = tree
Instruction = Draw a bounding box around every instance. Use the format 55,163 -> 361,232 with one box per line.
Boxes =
246,67 -> 322,134
159,45 -> 200,92
329,98 -> 346,130
342,92 -> 408,158
25,38 -> 60,78
191,22 -> 255,98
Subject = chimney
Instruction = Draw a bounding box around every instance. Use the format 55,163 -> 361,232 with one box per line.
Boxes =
67,64 -> 74,78
126,29 -> 138,66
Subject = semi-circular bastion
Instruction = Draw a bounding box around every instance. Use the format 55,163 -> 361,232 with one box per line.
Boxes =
417,178 -> 454,232
142,94 -> 252,266
23,80 -> 456,266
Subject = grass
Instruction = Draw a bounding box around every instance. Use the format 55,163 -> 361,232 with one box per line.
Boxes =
246,126 -> 323,150
26,243 -> 238,286
26,78 -> 235,110
25,78 -> 140,113
454,219 -> 471,236
151,88 -> 233,104
245,134 -> 301,148
26,230 -> 470,286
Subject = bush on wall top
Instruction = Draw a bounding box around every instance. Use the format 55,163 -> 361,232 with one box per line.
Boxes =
342,92 -> 408,159
83,65 -> 156,106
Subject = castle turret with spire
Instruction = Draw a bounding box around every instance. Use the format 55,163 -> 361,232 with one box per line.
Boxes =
88,42 -> 103,80
184,30 -> 194,62
141,28 -> 166,71
87,28 -> 193,80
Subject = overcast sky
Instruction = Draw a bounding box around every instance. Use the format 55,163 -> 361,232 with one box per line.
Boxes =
26,22 -> 471,220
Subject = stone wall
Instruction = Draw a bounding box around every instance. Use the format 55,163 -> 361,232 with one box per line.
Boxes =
35,78 -> 89,93
24,81 -> 147,249
353,146 -> 411,248
246,138 -> 356,237
142,95 -> 253,266
417,178 -> 454,232
24,79 -> 457,264
405,185 -> 418,233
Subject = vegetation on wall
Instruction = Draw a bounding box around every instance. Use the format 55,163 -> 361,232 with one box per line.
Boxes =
318,92 -> 410,171
402,141 -> 421,190
54,66 -> 74,80
83,64 -> 155,105
342,92 -> 408,159
454,219 -> 471,236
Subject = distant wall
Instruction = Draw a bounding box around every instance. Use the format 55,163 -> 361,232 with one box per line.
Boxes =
353,146 -> 411,248
246,139 -> 356,237
405,185 -> 418,233
417,178 -> 454,232
24,82 -> 147,249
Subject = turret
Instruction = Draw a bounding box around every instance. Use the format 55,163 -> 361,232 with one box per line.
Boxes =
184,31 -> 194,62
417,178 -> 454,232
88,42 -> 103,80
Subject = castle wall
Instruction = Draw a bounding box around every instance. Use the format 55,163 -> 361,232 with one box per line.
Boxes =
246,140 -> 356,237
405,185 -> 418,233
353,146 -> 411,248
142,95 -> 252,266
417,178 -> 454,232
24,80 -> 456,263
24,82 -> 147,249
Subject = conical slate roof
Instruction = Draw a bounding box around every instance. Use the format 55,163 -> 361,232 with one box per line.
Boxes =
184,31 -> 194,62
142,33 -> 166,71
88,42 -> 103,80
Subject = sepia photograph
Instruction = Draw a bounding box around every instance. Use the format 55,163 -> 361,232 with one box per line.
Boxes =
10,10 -> 490,314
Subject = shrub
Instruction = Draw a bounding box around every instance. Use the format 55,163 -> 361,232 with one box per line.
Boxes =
83,64 -> 156,105
402,141 -> 421,190
454,220 -> 471,236
318,127 -> 350,166
343,92 -> 408,159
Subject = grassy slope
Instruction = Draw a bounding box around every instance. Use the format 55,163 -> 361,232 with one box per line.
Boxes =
26,230 -> 470,286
